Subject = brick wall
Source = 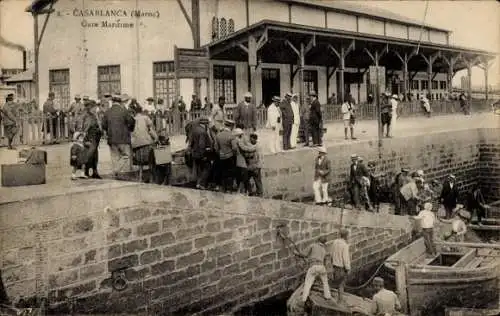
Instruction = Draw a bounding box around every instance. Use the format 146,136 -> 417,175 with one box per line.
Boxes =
0,184 -> 412,315
478,128 -> 500,202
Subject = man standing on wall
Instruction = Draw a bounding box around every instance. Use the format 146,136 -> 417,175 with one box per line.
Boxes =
233,92 -> 257,133
1,94 -> 18,149
440,174 -> 460,219
279,92 -> 294,150
349,154 -> 369,209
102,94 -> 136,179
300,94 -> 311,146
309,91 -> 323,147
329,229 -> 351,304
290,93 -> 300,149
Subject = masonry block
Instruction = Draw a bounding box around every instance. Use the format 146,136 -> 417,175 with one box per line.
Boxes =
177,251 -> 205,269
49,270 -> 79,289
62,217 -> 95,237
177,225 -> 204,240
80,263 -> 106,281
163,241 -> 193,258
108,254 -> 139,272
151,260 -> 175,276
151,232 -> 176,247
107,228 -> 132,244
136,222 -> 160,236
124,207 -> 151,223
122,239 -> 148,254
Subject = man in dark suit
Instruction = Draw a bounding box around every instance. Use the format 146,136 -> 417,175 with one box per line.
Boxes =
102,94 -> 136,179
440,174 -> 460,219
309,91 -> 323,146
233,92 -> 257,132
189,116 -> 215,189
349,154 -> 369,209
280,92 -> 294,150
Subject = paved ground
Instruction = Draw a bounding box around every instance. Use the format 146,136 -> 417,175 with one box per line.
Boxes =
0,112 -> 497,200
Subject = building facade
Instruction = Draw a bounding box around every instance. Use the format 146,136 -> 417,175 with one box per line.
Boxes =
35,0 -> 493,110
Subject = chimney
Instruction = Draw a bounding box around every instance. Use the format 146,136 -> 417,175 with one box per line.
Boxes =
22,50 -> 27,71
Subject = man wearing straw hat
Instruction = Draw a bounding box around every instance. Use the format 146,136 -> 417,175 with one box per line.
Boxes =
313,146 -> 332,205
266,96 -> 282,154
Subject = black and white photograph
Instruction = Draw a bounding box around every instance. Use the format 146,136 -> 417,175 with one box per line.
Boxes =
0,0 -> 499,315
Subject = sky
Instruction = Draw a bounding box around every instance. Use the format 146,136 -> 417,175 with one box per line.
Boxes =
0,0 -> 499,88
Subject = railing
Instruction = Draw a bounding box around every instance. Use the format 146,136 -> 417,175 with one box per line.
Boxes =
0,100 -> 492,146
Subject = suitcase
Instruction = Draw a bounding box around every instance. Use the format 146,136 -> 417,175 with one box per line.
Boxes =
1,163 -> 46,187
19,148 -> 47,164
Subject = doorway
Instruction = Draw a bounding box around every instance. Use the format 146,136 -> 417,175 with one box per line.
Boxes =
261,68 -> 280,107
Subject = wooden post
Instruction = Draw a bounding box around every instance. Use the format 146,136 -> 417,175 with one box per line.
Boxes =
357,67 -> 361,104
467,62 -> 472,104
299,43 -> 305,105
427,61 -> 433,100
33,13 -> 39,107
394,261 -> 409,314
192,0 -> 201,97
339,46 -> 345,103
248,35 -> 258,105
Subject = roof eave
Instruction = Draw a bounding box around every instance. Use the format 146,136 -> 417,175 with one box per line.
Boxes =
276,0 -> 450,33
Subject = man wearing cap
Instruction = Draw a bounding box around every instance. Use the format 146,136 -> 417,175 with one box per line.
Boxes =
393,168 -> 410,215
215,119 -> 236,192
400,173 -> 425,216
143,97 -> 156,113
380,92 -> 392,138
1,94 -> 18,149
440,174 -> 459,219
313,146 -> 331,205
413,202 -> 437,257
82,99 -> 103,178
290,94 -> 300,149
233,92 -> 257,133
440,206 -> 470,243
266,96 -> 282,154
371,277 -> 401,316
309,91 -> 323,146
279,92 -> 294,150
66,95 -> 85,134
211,96 -> 226,132
189,116 -> 215,189
341,96 -> 356,140
328,229 -> 351,304
300,236 -> 333,303
102,94 -> 136,179
43,92 -> 59,142
349,154 -> 369,209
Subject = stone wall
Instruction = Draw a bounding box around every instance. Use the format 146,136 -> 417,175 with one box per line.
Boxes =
0,183 -> 412,315
263,128 -> 486,201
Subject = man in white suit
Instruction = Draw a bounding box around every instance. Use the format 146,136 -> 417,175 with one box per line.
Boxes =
266,96 -> 282,154
290,93 -> 300,149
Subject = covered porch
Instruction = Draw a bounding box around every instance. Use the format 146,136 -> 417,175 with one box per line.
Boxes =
206,20 -> 496,106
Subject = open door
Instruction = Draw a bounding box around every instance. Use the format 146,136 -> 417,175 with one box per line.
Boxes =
261,68 -> 280,107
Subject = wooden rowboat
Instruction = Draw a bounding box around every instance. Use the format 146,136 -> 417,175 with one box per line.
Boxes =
384,238 -> 500,316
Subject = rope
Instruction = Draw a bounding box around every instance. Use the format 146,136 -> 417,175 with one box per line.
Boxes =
276,225 -> 387,291
416,0 -> 430,55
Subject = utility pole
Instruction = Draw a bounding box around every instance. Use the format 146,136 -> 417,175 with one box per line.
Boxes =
33,13 -> 39,106
192,0 -> 201,97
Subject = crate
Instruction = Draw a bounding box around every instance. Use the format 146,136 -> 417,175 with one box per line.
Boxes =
1,163 -> 46,187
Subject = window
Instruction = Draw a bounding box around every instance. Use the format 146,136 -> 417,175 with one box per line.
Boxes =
49,68 -> 70,109
220,18 -> 227,38
421,80 -> 429,90
213,65 -> 236,103
440,81 -> 447,90
432,80 -> 438,89
153,61 -> 176,108
16,84 -> 25,98
97,65 -> 121,99
303,70 -> 318,96
411,80 -> 419,90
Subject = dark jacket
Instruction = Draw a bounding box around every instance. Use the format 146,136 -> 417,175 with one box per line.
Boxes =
82,112 -> 102,142
216,128 -> 235,160
350,162 -> 369,185
1,101 -> 17,126
314,156 -> 331,182
43,99 -> 58,115
279,98 -> 294,124
440,181 -> 459,208
189,123 -> 214,160
309,99 -> 322,125
233,101 -> 257,130
102,103 -> 136,145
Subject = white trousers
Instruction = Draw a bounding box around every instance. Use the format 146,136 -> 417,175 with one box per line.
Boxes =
291,123 -> 299,148
313,179 -> 330,203
391,110 -> 397,134
302,264 -> 332,302
268,128 -> 281,154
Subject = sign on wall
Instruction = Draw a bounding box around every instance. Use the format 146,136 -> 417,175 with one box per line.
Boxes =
174,46 -> 210,79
